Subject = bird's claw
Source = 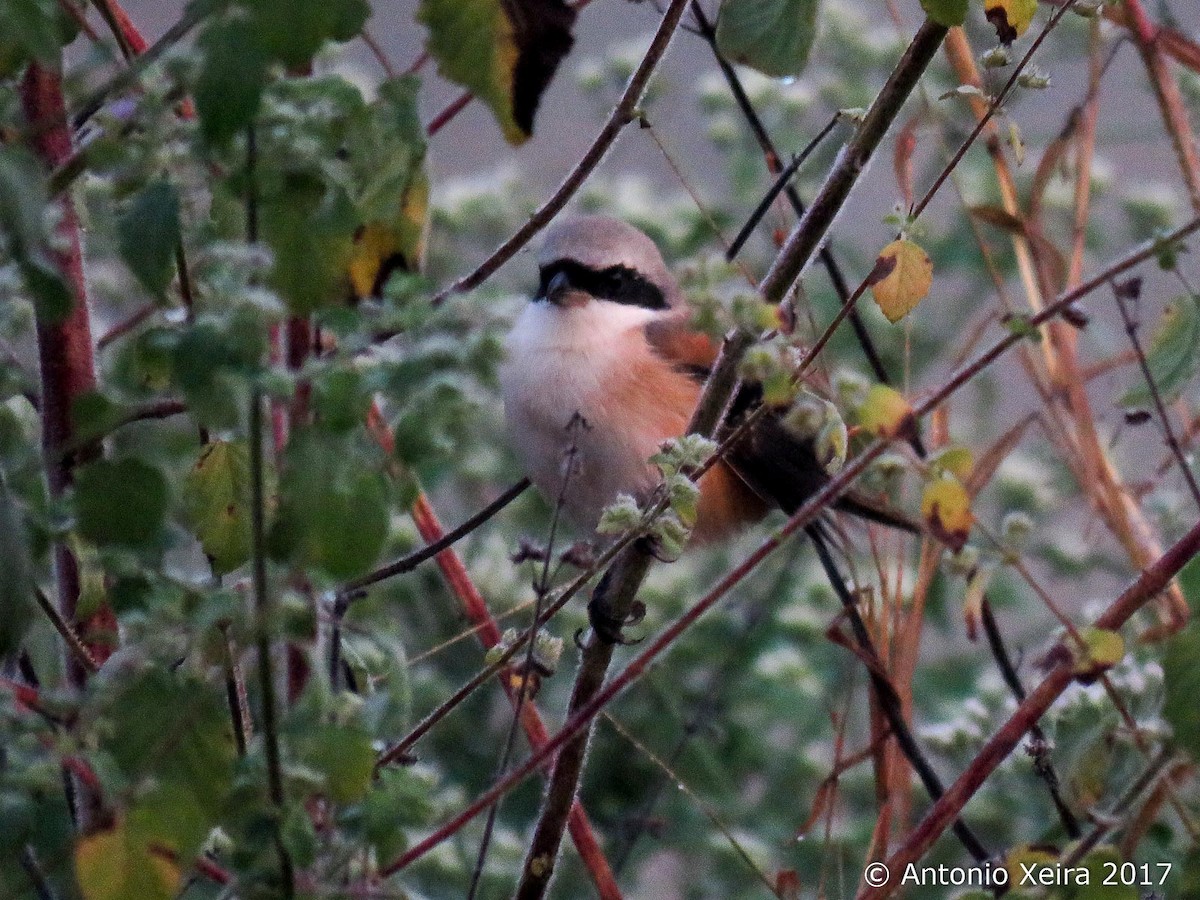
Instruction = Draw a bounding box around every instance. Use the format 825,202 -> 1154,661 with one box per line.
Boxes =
585,598 -> 646,645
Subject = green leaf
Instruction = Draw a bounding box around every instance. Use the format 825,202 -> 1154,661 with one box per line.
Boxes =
270,430 -> 389,579
0,146 -> 70,318
260,172 -> 358,313
417,0 -> 576,144
296,724 -> 376,803
0,476 -> 34,656
93,668 -> 237,856
1120,295 -> 1200,407
194,13 -> 269,147
0,0 -> 73,76
75,458 -> 168,549
117,180 -> 181,300
251,0 -> 369,68
183,440 -> 253,573
1163,622 -> 1200,759
919,0 -> 968,25
716,0 -> 820,79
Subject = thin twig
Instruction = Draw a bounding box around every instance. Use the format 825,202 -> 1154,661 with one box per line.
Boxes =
979,597 -> 1080,838
605,714 -> 784,898
432,0 -> 692,304
468,442 -> 576,899
688,2 -> 897,392
70,0 -> 210,130
726,114 -> 841,261
808,525 -> 990,863
340,478 -> 530,598
33,587 -> 99,675
1112,284 -> 1200,512
910,1 -> 1077,221
1059,747 -> 1176,867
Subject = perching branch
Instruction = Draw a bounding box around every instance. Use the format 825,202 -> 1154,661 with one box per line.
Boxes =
432,0 -> 692,304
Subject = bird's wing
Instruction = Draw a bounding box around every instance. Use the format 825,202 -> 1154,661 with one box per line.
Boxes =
644,317 -> 919,534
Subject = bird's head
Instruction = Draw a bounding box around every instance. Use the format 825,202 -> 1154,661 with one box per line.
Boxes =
534,216 -> 680,311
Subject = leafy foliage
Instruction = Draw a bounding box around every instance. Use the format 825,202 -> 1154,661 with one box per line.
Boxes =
0,0 -> 1198,898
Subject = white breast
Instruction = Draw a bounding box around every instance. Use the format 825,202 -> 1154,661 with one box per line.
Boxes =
499,300 -> 669,530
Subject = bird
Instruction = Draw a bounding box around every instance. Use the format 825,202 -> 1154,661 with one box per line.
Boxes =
499,215 -> 914,549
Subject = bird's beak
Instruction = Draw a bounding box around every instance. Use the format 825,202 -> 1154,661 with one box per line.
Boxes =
542,270 -> 571,306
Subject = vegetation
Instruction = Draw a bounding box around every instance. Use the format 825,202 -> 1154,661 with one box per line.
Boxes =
1,0 -> 1199,897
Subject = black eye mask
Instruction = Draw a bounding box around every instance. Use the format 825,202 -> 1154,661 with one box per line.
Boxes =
536,259 -> 669,310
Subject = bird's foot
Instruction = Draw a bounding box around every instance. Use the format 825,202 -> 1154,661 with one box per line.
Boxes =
582,597 -> 646,646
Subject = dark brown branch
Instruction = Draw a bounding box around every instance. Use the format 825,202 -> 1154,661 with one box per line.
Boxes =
432,0 -> 692,304
1112,283 -> 1200,512
979,597 -> 1080,838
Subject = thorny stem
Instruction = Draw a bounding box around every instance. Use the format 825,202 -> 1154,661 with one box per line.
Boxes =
21,61 -> 115,738
858,518 -> 1200,899
432,0 -> 692,303
1112,285 -> 1200,512
33,588 -> 98,676
379,216 -> 1200,879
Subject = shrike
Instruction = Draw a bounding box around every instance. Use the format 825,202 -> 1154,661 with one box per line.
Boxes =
500,215 -> 911,546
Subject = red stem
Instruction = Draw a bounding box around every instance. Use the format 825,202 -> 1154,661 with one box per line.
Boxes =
21,63 -> 114,682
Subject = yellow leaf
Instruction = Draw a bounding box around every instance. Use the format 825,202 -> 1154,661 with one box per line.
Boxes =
921,477 -> 972,551
857,384 -> 915,440
870,239 -> 932,323
76,817 -> 181,900
1005,845 -> 1059,886
348,170 -> 430,299
985,0 -> 1038,44
1071,627 -> 1125,682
